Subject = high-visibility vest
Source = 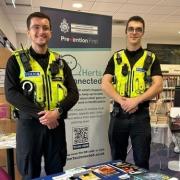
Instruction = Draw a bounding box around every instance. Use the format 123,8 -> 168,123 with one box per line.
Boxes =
14,49 -> 67,110
113,50 -> 155,97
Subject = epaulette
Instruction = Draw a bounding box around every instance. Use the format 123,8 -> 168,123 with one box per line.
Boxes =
146,50 -> 152,56
116,49 -> 125,53
50,50 -> 64,69
14,49 -> 32,72
143,50 -> 153,71
115,49 -> 124,65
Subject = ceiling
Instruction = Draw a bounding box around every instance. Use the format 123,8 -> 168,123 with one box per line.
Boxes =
1,0 -> 180,40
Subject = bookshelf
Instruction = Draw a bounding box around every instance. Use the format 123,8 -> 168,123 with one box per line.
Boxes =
150,73 -> 180,124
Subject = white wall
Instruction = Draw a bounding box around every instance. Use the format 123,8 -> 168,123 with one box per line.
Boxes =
16,33 -> 31,49
0,6 -> 17,48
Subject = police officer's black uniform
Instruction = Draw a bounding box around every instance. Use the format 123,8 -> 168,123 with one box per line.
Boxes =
104,47 -> 162,170
5,47 -> 79,179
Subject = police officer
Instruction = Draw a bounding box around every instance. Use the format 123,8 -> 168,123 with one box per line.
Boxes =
101,16 -> 163,170
5,12 -> 79,179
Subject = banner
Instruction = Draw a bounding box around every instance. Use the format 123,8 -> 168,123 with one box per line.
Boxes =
41,7 -> 112,169
41,7 -> 112,48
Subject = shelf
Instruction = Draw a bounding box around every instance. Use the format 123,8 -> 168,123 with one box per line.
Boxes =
161,98 -> 174,101
150,73 -> 179,123
163,87 -> 175,90
163,73 -> 180,76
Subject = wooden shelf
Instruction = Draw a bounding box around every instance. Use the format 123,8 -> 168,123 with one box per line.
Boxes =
150,74 -> 180,123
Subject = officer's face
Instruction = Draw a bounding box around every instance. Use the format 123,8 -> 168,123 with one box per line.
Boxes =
126,21 -> 144,46
27,17 -> 52,47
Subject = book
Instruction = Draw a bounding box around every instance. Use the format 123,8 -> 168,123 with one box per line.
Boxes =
52,173 -> 72,180
131,172 -> 172,180
53,171 -> 100,180
65,167 -> 88,176
79,172 -> 100,180
111,161 -> 146,174
90,164 -> 121,177
52,167 -> 90,180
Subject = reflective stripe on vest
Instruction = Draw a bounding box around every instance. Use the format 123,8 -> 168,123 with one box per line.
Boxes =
114,50 -> 155,97
14,49 -> 67,110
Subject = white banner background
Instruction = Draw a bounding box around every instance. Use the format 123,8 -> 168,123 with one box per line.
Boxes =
55,50 -> 112,169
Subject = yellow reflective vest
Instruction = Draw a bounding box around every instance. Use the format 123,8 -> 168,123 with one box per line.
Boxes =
113,50 -> 155,97
14,49 -> 67,110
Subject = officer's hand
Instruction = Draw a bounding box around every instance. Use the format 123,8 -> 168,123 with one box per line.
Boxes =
118,97 -> 127,107
38,110 -> 59,129
128,106 -> 138,114
121,97 -> 140,113
47,121 -> 59,129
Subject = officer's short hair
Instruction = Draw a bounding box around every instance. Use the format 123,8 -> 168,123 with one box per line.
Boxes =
125,16 -> 145,34
26,12 -> 52,30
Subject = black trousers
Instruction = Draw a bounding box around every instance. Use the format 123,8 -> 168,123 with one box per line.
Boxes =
16,112 -> 67,180
108,106 -> 151,170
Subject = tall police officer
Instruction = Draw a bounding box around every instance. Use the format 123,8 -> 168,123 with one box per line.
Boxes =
5,12 -> 79,179
101,16 -> 163,169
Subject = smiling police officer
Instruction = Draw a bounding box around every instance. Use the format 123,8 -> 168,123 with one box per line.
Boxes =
5,12 -> 79,179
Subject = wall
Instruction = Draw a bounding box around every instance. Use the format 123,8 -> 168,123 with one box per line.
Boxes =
111,36 -> 180,53
16,33 -> 31,49
0,6 -> 17,48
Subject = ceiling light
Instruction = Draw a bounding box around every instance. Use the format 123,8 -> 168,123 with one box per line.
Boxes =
5,1 -> 31,7
72,3 -> 83,9
178,31 -> 180,34
12,0 -> 16,8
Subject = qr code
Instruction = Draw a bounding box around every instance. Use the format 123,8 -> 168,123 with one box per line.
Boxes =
72,127 -> 89,149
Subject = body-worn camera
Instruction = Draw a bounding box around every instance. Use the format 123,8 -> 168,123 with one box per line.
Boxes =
50,57 -> 63,77
50,61 -> 59,76
122,64 -> 128,76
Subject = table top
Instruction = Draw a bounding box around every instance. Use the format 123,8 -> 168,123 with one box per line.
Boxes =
33,160 -> 148,180
0,133 -> 16,149
33,160 -> 175,180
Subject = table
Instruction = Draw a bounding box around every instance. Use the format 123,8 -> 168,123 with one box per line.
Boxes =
33,159 -> 176,180
0,133 -> 16,180
33,160 -> 146,180
151,122 -> 173,170
151,122 -> 172,148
